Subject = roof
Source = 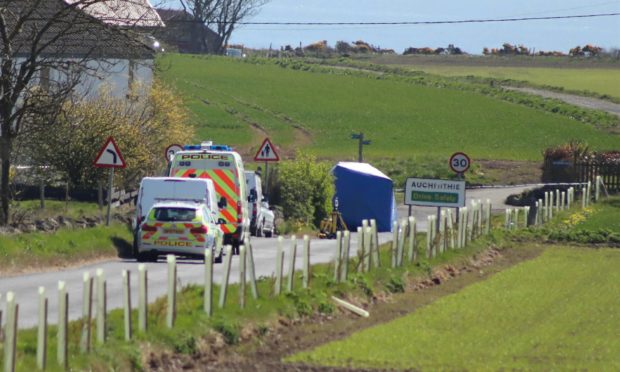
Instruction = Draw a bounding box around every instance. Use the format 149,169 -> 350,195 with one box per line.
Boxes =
155,8 -> 195,22
335,162 -> 392,180
1,0 -> 158,59
63,0 -> 164,27
151,201 -> 204,210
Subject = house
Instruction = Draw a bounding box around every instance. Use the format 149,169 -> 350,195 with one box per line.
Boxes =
154,8 -> 219,54
2,0 -> 165,98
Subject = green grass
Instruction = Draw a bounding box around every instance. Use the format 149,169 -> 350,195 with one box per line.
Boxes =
576,197 -> 620,234
157,55 -> 619,162
399,65 -> 620,99
0,223 -> 132,271
12,200 -> 102,220
288,246 -> 620,370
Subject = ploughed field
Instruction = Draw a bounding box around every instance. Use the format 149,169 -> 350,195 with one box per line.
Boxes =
158,54 -> 618,161
287,246 -> 620,370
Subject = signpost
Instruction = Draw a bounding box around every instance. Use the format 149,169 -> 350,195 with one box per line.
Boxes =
165,144 -> 183,161
405,178 -> 466,233
254,138 -> 280,195
449,152 -> 471,176
94,137 -> 126,226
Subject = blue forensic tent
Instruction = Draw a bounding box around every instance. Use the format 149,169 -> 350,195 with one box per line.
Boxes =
332,162 -> 397,232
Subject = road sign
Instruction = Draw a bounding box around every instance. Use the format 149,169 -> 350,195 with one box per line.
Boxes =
165,144 -> 183,161
449,152 -> 471,174
405,178 -> 466,207
254,138 -> 279,162
94,137 -> 126,168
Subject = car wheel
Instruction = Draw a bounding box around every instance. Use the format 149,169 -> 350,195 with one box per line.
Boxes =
256,223 -> 263,237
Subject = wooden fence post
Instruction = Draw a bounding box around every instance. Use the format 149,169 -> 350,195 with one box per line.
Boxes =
357,227 -> 365,272
123,270 -> 132,341
37,287 -> 47,371
341,231 -> 351,281
275,237 -> 285,295
96,269 -> 106,344
166,255 -> 177,328
57,281 -> 68,369
485,199 -> 492,234
438,212 -> 445,253
138,264 -> 148,332
244,238 -> 259,299
391,221 -> 398,267
219,245 -> 233,308
3,292 -> 17,372
204,249 -> 213,316
302,235 -> 310,289
370,219 -> 380,267
287,236 -> 297,292
364,227 -> 373,271
80,272 -> 93,353
446,209 -> 454,249
407,216 -> 416,262
334,231 -> 342,283
426,216 -> 432,258
524,207 -> 530,227
582,187 -> 587,209
239,245 -> 246,309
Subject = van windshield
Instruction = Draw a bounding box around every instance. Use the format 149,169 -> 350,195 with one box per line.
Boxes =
152,207 -> 196,222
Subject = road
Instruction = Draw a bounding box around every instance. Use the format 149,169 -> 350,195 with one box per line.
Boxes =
1,185 -> 535,329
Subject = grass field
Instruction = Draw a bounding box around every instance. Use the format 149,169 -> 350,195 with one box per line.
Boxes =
158,55 -> 619,162
12,200 -> 102,220
288,246 -> 620,370
397,65 -> 620,99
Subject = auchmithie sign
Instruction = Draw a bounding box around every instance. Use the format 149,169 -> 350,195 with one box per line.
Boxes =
405,178 -> 466,207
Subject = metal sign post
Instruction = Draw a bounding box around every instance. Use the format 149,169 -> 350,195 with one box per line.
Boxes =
254,138 -> 280,196
93,137 -> 126,226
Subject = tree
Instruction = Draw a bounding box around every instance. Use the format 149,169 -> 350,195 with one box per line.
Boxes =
0,0 -> 156,225
180,0 -> 268,54
21,82 -> 194,190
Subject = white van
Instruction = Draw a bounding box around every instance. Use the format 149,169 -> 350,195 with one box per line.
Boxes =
135,177 -> 218,225
133,177 -> 219,261
169,145 -> 249,253
245,171 -> 275,237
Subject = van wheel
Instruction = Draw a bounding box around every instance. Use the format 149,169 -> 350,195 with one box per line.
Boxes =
137,251 -> 155,262
256,223 -> 263,238
214,250 -> 223,263
265,226 -> 274,238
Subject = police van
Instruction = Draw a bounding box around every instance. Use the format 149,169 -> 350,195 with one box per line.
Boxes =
169,142 -> 249,253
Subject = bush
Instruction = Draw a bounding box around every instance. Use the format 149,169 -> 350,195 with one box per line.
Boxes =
272,151 -> 333,227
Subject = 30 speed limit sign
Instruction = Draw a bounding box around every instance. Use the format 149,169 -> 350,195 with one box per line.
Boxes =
450,152 -> 471,174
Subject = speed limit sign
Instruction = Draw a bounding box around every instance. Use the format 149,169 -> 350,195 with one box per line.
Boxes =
450,152 -> 471,174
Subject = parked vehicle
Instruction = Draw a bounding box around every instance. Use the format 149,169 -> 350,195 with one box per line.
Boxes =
136,201 -> 218,262
133,177 -> 220,262
169,142 -> 249,253
245,171 -> 276,237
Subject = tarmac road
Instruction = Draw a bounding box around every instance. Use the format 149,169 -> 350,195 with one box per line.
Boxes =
1,185 -> 535,329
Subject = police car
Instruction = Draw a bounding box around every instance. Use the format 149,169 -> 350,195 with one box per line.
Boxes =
136,201 -> 219,262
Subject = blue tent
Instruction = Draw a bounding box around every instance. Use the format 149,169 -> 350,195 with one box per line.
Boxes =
332,162 -> 397,232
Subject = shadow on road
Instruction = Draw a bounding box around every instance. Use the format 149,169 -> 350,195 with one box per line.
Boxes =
112,237 -> 134,259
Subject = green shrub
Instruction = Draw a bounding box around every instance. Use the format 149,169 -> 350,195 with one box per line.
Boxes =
386,275 -> 406,293
271,151 -> 334,227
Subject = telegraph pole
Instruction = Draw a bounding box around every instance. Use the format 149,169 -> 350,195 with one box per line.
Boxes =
351,132 -> 371,162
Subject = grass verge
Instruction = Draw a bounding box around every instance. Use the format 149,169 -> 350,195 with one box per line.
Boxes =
1,228 -> 499,370
0,223 -> 132,274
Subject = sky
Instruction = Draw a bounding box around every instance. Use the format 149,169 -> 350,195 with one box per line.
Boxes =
159,0 -> 620,54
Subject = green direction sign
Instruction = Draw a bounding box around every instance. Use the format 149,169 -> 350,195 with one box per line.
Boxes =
405,178 -> 466,207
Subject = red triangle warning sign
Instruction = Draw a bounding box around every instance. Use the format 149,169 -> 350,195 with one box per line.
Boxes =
254,138 -> 280,162
94,137 -> 126,168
